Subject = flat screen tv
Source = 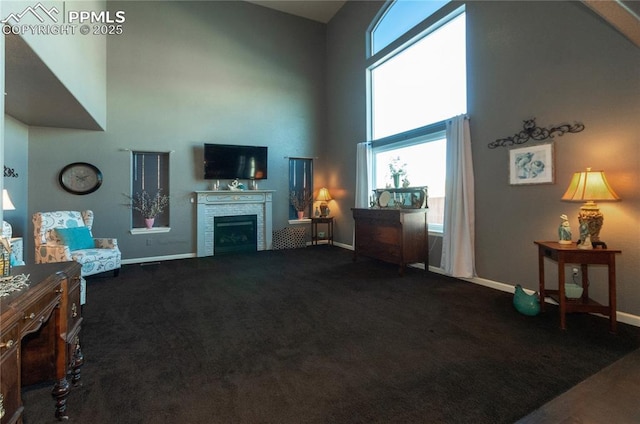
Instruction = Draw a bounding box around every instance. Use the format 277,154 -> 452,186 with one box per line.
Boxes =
204,143 -> 268,180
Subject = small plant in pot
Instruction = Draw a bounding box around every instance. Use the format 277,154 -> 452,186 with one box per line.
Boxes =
388,156 -> 407,188
289,189 -> 313,219
124,189 -> 170,228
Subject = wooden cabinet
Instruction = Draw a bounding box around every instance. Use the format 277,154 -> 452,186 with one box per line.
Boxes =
0,322 -> 21,424
352,208 -> 428,275
0,262 -> 83,423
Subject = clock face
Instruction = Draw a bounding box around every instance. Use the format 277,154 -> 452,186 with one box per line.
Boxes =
59,162 -> 103,195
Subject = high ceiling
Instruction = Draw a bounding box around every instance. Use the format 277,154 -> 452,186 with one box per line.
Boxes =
245,0 -> 347,23
4,1 -> 638,130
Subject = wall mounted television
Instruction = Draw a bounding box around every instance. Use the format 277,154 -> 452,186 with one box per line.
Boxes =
204,143 -> 268,180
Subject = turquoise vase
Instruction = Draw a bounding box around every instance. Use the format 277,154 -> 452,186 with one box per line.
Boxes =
513,284 -> 540,316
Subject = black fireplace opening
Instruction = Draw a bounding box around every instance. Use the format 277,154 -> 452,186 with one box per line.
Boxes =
214,215 -> 258,255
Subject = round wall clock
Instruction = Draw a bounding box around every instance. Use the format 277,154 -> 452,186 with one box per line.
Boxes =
59,162 -> 103,195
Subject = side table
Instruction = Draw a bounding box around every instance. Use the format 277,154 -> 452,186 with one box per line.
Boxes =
311,216 -> 333,246
534,241 -> 621,333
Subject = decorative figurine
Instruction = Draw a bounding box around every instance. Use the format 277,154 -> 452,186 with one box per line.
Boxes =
228,179 -> 245,191
558,214 -> 572,245
578,222 -> 593,250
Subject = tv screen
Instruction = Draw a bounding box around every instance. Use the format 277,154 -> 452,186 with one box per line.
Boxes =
204,144 -> 268,180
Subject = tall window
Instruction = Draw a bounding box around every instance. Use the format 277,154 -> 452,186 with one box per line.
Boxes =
288,158 -> 313,220
367,1 -> 466,233
131,151 -> 170,229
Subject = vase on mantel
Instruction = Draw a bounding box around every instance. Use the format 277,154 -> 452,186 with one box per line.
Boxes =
297,211 -> 304,220
145,218 -> 155,229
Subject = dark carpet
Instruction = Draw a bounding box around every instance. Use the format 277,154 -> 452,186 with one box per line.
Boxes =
22,246 -> 640,423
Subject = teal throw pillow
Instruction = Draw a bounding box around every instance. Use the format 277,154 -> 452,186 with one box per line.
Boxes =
55,227 -> 95,251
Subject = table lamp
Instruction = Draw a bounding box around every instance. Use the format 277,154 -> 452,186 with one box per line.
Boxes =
561,168 -> 619,248
316,188 -> 332,217
2,189 -> 16,238
3,189 -> 16,211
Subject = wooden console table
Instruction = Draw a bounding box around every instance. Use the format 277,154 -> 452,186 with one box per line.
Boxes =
0,262 -> 83,423
352,208 -> 428,275
534,241 -> 620,333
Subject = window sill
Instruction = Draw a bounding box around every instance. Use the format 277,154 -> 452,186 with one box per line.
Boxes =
288,218 -> 311,225
130,227 -> 171,235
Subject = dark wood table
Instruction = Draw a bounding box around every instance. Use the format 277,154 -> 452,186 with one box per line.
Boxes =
534,241 -> 621,333
0,262 -> 83,423
310,216 -> 334,246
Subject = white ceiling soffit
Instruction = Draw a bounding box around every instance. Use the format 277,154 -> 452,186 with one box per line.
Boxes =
582,0 -> 640,48
245,0 -> 346,23
4,33 -> 103,130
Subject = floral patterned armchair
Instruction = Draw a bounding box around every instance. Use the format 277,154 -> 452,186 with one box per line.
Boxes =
33,211 -> 121,304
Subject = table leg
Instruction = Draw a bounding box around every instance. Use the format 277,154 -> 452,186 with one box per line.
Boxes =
71,337 -> 84,386
558,259 -> 566,330
311,222 -> 317,245
609,256 -> 617,333
538,248 -> 546,311
52,377 -> 70,420
581,264 -> 589,302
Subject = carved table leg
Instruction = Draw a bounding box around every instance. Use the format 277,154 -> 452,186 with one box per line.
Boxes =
70,337 -> 84,386
52,377 -> 70,420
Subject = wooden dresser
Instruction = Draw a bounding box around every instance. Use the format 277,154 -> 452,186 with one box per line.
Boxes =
352,208 -> 428,275
0,262 -> 83,423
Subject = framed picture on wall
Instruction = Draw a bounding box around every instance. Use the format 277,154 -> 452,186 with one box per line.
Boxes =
509,142 -> 554,185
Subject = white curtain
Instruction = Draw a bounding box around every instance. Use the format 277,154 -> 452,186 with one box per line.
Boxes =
355,142 -> 372,208
441,115 -> 476,278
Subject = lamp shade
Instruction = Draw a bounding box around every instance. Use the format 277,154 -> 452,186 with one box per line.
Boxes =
316,187 -> 332,202
2,189 -> 16,211
561,168 -> 620,202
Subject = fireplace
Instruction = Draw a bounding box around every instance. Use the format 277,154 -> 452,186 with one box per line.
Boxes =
214,215 -> 258,254
196,190 -> 274,257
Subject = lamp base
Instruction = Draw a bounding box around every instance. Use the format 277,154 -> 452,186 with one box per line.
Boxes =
578,202 -> 604,243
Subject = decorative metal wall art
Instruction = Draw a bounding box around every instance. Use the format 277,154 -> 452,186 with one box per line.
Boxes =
489,118 -> 584,149
4,166 -> 19,178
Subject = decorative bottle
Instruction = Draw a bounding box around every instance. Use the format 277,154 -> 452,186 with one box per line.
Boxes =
0,238 -> 11,277
558,214 -> 572,245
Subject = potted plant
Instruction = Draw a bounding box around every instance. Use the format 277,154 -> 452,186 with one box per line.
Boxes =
124,189 -> 170,228
388,156 -> 407,188
289,189 -> 313,219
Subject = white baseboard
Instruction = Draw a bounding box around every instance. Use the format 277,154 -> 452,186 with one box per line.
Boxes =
121,253 -> 196,265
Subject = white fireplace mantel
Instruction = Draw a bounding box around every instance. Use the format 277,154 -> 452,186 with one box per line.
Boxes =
195,190 -> 274,257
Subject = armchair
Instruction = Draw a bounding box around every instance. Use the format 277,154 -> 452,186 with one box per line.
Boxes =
33,210 -> 121,304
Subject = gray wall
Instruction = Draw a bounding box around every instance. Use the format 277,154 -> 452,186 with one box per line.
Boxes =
8,1 -> 640,317
326,1 -> 640,315
26,1 -> 326,260
3,116 -> 29,240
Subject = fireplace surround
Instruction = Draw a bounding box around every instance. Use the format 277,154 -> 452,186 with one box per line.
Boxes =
196,190 -> 274,257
